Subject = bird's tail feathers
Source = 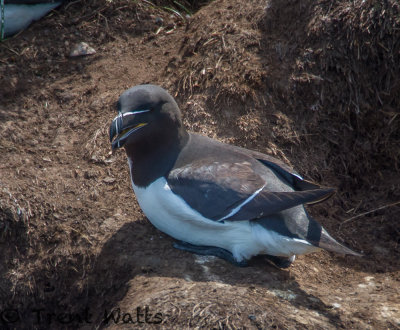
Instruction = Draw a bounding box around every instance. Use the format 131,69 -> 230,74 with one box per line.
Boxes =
316,227 -> 362,257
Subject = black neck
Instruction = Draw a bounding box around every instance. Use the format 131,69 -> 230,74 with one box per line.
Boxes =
125,127 -> 189,187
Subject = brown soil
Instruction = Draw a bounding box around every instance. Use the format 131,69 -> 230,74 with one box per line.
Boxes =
0,0 -> 399,329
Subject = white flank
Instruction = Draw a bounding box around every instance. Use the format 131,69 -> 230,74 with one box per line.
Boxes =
250,223 -> 319,257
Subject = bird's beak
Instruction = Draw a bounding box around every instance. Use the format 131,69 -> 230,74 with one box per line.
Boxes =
109,112 -> 148,150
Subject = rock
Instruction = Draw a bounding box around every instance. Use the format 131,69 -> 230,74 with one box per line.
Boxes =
69,42 -> 96,57
155,17 -> 164,26
103,177 -> 116,184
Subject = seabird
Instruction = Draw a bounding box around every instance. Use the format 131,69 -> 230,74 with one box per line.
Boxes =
2,0 -> 63,39
109,84 -> 361,268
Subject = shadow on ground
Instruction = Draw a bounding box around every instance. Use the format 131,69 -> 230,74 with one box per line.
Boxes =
83,219 -> 364,327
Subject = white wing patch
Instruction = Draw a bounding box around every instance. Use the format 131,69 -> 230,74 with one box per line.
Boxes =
292,172 -> 303,180
218,183 -> 267,222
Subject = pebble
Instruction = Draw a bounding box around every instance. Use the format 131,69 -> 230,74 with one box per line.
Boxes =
155,17 -> 164,26
103,177 -> 116,184
69,42 -> 96,57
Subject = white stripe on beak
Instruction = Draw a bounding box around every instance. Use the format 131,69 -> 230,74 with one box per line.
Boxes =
112,109 -> 150,135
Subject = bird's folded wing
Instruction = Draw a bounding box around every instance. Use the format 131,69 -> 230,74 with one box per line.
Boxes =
231,145 -> 325,189
167,160 -> 334,221
230,145 -> 334,205
221,188 -> 334,221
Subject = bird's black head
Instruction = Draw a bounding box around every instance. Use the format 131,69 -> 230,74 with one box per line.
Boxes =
109,84 -> 184,150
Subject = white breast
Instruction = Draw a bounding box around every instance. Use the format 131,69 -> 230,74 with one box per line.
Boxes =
127,159 -> 319,261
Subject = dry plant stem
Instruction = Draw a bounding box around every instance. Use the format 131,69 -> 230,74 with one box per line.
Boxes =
340,200 -> 400,227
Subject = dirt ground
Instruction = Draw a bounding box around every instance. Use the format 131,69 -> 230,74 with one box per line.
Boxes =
0,0 -> 399,329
